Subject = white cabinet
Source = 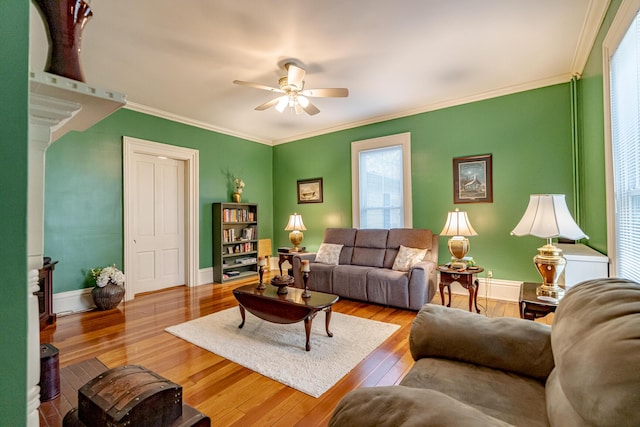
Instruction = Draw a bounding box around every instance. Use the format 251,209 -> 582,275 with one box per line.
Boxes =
558,243 -> 609,290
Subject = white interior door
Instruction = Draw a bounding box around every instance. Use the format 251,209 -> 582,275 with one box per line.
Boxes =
133,153 -> 185,294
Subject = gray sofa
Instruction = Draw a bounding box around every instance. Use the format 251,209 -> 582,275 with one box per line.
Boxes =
292,228 -> 438,310
329,278 -> 640,426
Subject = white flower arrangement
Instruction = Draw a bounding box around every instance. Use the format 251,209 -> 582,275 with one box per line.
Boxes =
234,178 -> 245,194
91,264 -> 125,287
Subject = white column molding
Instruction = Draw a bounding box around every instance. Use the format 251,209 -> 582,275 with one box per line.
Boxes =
26,71 -> 125,425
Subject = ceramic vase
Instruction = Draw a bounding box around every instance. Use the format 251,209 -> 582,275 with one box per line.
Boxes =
232,192 -> 241,203
33,0 -> 93,82
92,282 -> 125,310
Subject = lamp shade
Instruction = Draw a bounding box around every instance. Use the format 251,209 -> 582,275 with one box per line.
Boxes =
511,194 -> 587,240
440,209 -> 478,237
284,213 -> 307,231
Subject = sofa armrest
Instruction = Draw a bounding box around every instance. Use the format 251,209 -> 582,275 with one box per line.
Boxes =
329,386 -> 514,427
408,260 -> 437,306
292,253 -> 317,286
410,304 -> 553,381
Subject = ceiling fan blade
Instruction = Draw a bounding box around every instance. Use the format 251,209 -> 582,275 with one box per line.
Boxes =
301,88 -> 349,98
233,80 -> 283,93
300,99 -> 320,116
254,96 -> 285,111
287,64 -> 306,89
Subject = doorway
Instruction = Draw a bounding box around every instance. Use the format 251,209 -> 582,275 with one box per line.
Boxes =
123,137 -> 199,300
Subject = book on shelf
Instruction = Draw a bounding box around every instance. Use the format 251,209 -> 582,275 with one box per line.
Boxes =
223,208 -> 256,223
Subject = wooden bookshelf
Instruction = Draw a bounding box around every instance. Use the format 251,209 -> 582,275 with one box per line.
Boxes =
212,203 -> 258,283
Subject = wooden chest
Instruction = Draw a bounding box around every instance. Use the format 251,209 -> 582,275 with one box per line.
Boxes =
64,404 -> 210,427
78,365 -> 183,427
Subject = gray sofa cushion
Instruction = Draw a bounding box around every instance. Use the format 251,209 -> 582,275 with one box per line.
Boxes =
306,262 -> 335,293
384,228 -> 434,269
366,268 -> 409,308
332,265 -> 372,301
323,228 -> 356,265
352,229 -> 388,267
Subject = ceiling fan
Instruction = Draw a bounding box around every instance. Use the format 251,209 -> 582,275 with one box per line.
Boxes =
233,62 -> 349,116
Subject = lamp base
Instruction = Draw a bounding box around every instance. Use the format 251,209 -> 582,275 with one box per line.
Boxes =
534,243 -> 566,302
289,231 -> 304,253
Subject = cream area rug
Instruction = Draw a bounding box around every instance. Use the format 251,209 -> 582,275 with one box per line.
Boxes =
165,307 -> 400,397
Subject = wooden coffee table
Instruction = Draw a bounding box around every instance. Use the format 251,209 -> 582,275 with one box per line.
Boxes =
232,284 -> 339,351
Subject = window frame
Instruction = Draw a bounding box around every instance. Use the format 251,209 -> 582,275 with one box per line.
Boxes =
602,0 -> 640,277
351,132 -> 412,229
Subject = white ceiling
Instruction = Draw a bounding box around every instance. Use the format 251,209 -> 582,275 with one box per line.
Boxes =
29,1 -> 609,145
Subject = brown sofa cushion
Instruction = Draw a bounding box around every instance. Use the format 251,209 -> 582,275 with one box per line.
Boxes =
329,386 -> 515,427
410,305 -> 553,381
546,278 -> 640,427
401,358 -> 548,426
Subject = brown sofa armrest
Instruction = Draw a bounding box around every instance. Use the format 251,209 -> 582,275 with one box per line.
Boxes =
329,386 -> 514,427
410,304 -> 553,381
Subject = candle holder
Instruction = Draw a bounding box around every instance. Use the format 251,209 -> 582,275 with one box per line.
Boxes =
302,271 -> 311,298
257,265 -> 266,290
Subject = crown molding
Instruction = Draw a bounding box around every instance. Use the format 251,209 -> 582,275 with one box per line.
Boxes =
571,0 -> 612,74
124,102 -> 273,146
272,73 -> 572,145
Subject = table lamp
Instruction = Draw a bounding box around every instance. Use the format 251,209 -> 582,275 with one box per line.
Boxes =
511,194 -> 588,301
440,208 -> 478,269
284,213 -> 307,252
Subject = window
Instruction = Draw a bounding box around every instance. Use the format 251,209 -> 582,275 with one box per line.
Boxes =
351,133 -> 412,228
604,0 -> 640,282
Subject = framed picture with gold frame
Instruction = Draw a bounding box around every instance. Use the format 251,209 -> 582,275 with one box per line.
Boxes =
297,178 -> 323,204
453,154 -> 493,203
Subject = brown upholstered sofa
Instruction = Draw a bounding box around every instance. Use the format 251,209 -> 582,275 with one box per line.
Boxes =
329,278 -> 640,426
292,228 -> 438,310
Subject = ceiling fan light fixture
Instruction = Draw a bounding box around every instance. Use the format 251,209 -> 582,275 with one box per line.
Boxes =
275,96 -> 288,112
298,95 -> 309,108
233,62 -> 348,116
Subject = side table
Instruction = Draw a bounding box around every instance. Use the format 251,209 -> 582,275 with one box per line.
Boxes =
438,266 -> 484,313
278,251 -> 307,276
519,282 -> 558,320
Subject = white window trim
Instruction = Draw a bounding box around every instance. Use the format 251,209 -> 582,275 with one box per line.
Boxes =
351,132 -> 412,228
602,0 -> 640,277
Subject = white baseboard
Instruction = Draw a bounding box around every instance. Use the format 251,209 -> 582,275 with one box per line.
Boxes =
52,272 -> 523,316
445,278 -> 522,302
199,267 -> 213,285
53,288 -> 95,316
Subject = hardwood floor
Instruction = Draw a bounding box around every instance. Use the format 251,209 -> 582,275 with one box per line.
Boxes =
39,274 -> 552,426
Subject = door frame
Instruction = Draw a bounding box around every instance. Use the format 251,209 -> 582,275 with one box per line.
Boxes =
123,136 -> 199,301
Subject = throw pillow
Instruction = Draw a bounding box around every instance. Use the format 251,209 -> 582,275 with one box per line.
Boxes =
392,245 -> 427,272
315,243 -> 344,265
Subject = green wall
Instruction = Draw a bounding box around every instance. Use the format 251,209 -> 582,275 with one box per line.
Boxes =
45,109 -> 273,293
0,0 -> 29,424
577,0 -> 623,254
273,84 -> 576,283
